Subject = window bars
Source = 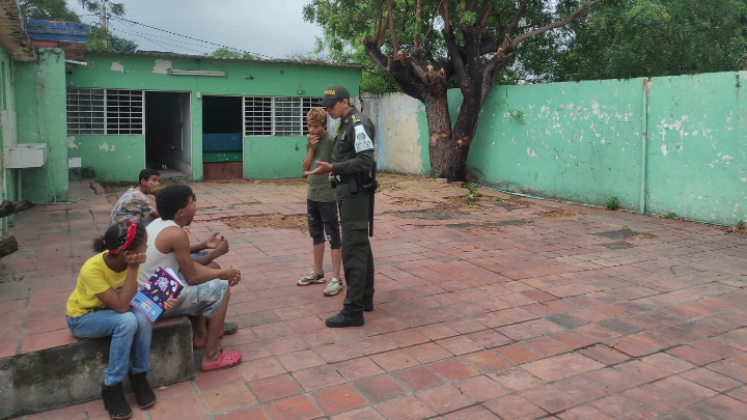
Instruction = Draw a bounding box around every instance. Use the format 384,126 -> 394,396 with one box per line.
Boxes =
244,97 -> 323,136
66,88 -> 144,135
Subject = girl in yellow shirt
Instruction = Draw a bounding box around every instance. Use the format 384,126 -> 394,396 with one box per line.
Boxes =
66,220 -> 177,420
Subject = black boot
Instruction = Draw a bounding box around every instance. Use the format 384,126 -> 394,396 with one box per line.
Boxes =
129,371 -> 156,409
363,301 -> 374,312
325,310 -> 364,328
101,382 -> 132,420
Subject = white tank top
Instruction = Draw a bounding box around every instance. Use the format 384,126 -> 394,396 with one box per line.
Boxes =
138,218 -> 180,287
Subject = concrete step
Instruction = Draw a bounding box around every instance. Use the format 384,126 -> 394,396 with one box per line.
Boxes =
0,317 -> 194,420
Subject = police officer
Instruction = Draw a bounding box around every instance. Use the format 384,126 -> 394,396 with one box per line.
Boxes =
304,84 -> 376,328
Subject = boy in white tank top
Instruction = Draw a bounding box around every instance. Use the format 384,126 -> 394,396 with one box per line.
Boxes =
140,184 -> 242,372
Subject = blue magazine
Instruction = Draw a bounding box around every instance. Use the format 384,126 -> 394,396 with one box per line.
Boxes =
130,267 -> 184,322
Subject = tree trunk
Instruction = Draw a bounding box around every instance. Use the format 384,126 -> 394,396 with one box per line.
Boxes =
445,84 -> 486,181
0,236 -> 18,259
423,90 -> 461,180
0,199 -> 35,218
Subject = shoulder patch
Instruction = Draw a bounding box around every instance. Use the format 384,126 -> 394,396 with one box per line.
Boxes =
353,124 -> 374,153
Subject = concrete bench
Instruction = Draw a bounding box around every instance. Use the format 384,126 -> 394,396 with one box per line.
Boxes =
0,316 -> 194,420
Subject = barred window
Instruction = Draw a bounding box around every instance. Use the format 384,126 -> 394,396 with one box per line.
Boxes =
244,97 -> 323,136
244,97 -> 272,136
274,97 -> 302,136
66,88 -> 105,135
66,88 -> 143,135
106,90 -> 143,135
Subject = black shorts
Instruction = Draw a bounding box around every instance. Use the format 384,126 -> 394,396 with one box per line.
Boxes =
307,200 -> 341,249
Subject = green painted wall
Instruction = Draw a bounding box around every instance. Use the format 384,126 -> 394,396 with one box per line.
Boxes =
67,135 -> 144,183
15,48 -> 68,203
243,136 -> 306,179
375,71 -> 747,225
66,53 -> 362,183
645,72 -> 747,224
0,42 -> 14,234
417,102 -> 431,175
467,79 -> 646,209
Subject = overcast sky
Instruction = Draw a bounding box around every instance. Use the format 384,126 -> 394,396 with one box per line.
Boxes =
68,0 -> 325,59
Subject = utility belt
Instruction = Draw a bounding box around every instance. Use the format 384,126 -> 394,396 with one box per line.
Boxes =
331,172 -> 377,194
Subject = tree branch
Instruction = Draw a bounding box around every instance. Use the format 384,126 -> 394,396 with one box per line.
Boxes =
510,0 -> 602,49
377,4 -> 391,49
373,0 -> 384,44
414,0 -> 422,54
386,0 -> 400,53
363,40 -> 426,102
479,0 -> 494,28
422,0 -> 444,52
441,0 -> 451,33
442,28 -> 470,90
399,0 -> 409,35
506,0 -> 530,39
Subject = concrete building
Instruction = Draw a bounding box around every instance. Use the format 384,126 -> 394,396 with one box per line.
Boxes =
0,5 -> 361,206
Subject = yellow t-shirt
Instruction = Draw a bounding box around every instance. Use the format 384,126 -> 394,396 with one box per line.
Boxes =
66,252 -> 135,317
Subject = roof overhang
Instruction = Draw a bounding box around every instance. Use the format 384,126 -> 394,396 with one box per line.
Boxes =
0,0 -> 34,61
25,20 -> 88,61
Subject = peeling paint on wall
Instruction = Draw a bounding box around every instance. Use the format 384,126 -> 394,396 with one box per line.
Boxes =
111,62 -> 124,73
67,136 -> 77,148
152,59 -> 172,75
363,93 -> 424,174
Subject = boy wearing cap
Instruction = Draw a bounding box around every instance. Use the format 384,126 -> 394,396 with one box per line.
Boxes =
298,107 -> 344,296
304,84 -> 377,328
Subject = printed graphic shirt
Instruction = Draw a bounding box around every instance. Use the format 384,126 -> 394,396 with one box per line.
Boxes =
110,187 -> 155,225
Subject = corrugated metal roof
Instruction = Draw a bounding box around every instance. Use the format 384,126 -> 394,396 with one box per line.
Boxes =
85,50 -> 362,69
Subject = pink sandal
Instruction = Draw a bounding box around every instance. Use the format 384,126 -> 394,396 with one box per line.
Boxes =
200,350 -> 242,372
192,330 -> 225,349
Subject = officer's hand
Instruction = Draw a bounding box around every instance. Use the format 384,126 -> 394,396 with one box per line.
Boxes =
304,161 -> 332,176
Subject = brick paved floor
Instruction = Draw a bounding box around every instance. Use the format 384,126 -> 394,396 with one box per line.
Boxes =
4,175 -> 747,419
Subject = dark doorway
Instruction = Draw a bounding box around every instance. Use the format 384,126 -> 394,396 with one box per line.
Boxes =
145,91 -> 192,176
202,96 -> 243,180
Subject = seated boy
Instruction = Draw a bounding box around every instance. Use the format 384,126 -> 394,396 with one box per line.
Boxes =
110,169 -> 161,226
138,184 -> 242,371
298,107 -> 343,296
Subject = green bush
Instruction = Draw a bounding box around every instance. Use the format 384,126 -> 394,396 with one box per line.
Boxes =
605,197 -> 620,211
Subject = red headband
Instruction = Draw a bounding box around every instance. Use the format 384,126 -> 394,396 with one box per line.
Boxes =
108,221 -> 138,254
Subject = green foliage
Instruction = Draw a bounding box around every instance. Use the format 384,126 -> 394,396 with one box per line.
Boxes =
465,183 -> 481,199
79,0 -> 125,17
664,212 -> 679,220
110,34 -> 137,52
436,169 -> 444,178
526,0 -> 747,82
737,220 -> 746,231
209,47 -> 257,60
73,0 -> 137,52
20,0 -> 80,21
605,196 -> 620,211
86,26 -> 137,52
